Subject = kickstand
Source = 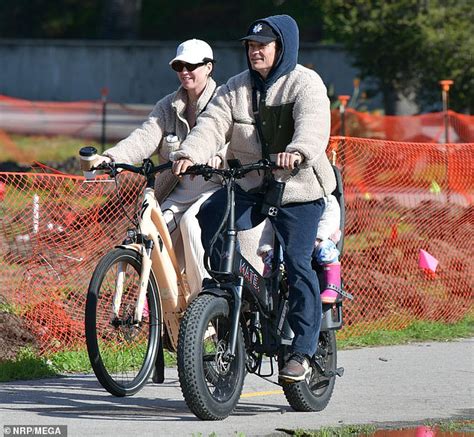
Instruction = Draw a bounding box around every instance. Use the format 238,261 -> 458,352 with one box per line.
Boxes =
152,337 -> 165,383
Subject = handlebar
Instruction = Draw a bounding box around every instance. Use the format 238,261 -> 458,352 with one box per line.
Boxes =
91,159 -> 173,177
91,157 -> 298,181
181,159 -> 285,180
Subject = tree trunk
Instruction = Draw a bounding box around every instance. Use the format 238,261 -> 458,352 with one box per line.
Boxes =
381,82 -> 397,115
101,0 -> 142,39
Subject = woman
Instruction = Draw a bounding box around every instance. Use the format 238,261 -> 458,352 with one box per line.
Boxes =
98,39 -> 223,296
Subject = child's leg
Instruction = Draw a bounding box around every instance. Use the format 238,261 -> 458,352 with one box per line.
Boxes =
320,262 -> 341,304
256,219 -> 276,277
314,239 -> 341,304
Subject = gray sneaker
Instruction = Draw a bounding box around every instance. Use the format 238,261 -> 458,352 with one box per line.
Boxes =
279,353 -> 311,382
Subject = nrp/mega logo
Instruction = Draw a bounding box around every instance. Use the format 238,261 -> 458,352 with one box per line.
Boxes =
3,426 -> 67,436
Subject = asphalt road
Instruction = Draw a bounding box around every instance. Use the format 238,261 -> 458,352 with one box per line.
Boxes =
1,339 -> 473,437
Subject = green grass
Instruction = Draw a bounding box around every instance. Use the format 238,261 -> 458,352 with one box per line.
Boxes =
0,315 -> 471,382
287,419 -> 474,436
46,345 -> 178,375
0,301 -> 23,315
152,419 -> 474,436
0,344 -> 177,382
0,347 -> 58,382
2,180 -> 109,216
337,315 -> 474,349
1,134 -> 112,162
435,419 -> 474,433
292,424 -> 377,436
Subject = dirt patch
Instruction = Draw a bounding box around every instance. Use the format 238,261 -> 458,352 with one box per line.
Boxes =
0,308 -> 38,362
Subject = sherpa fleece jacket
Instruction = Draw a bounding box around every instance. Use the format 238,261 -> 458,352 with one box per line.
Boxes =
171,67 -> 336,205
103,78 -> 218,203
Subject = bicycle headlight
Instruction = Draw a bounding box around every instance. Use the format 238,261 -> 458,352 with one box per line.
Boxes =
126,229 -> 137,239
123,229 -> 138,244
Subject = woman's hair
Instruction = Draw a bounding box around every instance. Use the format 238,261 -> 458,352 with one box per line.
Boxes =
203,58 -> 215,77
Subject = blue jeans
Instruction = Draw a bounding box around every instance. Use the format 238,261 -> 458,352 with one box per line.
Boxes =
197,185 -> 325,357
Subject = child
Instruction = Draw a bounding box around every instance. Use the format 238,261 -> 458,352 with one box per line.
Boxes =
257,194 -> 342,304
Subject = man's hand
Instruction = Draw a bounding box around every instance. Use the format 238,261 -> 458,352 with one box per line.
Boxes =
274,152 -> 301,170
172,158 -> 194,176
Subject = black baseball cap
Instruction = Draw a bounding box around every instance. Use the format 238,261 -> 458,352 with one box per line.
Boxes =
240,21 -> 278,44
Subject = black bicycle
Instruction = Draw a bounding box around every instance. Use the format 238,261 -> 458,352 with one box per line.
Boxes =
176,159 -> 350,420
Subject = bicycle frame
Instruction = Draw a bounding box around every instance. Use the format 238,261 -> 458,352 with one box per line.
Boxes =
96,161 -> 191,350
195,161 -> 345,366
177,160 -> 348,419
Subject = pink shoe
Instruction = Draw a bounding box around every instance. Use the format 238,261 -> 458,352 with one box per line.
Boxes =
320,262 -> 341,304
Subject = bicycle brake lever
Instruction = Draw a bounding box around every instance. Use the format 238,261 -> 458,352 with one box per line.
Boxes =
93,162 -> 118,177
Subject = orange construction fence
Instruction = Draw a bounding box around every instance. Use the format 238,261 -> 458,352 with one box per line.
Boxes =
331,108 -> 474,143
1,94 -> 473,155
0,94 -> 151,147
0,137 -> 473,355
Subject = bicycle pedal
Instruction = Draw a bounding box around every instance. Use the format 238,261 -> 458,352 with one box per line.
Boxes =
323,367 -> 344,377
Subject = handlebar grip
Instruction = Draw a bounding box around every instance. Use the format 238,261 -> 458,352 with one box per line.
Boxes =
290,160 -> 300,176
153,161 -> 173,173
182,164 -> 213,175
91,161 -> 111,171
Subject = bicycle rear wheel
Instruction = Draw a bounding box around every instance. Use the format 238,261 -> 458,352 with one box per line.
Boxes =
85,248 -> 161,396
280,330 -> 337,412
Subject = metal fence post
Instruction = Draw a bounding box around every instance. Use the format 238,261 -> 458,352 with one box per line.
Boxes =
439,80 -> 453,144
439,80 -> 453,203
100,87 -> 109,153
338,95 -> 351,137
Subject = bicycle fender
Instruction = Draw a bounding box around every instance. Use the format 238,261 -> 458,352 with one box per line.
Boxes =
199,287 -> 232,301
116,242 -> 142,254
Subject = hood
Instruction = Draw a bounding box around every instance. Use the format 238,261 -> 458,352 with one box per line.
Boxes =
245,14 -> 299,92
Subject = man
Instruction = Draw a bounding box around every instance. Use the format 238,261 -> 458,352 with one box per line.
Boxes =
172,14 -> 336,381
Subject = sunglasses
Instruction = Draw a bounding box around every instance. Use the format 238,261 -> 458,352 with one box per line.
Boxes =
171,62 -> 205,72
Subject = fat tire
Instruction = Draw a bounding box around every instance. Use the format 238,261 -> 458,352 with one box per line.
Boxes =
177,294 -> 245,420
85,248 -> 161,396
281,330 -> 337,412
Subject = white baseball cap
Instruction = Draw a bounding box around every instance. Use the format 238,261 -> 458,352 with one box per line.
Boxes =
169,39 -> 214,66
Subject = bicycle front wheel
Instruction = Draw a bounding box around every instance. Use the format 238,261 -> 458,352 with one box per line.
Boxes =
85,248 -> 161,396
177,294 -> 246,420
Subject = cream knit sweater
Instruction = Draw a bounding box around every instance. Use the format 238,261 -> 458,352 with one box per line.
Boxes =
171,65 -> 336,205
104,78 -> 220,203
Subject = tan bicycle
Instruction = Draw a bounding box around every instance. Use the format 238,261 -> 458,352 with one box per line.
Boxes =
83,151 -> 192,396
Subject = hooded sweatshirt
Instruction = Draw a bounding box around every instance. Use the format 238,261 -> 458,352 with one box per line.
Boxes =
171,15 -> 336,204
247,15 -> 299,93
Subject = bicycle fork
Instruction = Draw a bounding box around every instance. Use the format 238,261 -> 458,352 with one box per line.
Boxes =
111,239 -> 154,324
217,178 -> 245,362
221,277 -> 244,362
135,239 -> 154,322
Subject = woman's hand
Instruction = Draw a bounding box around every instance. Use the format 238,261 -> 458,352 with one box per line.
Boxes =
96,155 -> 112,166
172,158 -> 194,176
207,156 -> 222,169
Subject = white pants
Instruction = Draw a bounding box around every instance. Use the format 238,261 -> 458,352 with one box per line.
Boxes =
161,190 -> 268,296
161,191 -> 216,297
257,194 -> 341,253
316,194 -> 340,241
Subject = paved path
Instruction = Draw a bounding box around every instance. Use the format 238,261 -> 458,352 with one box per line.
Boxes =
1,339 -> 473,437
